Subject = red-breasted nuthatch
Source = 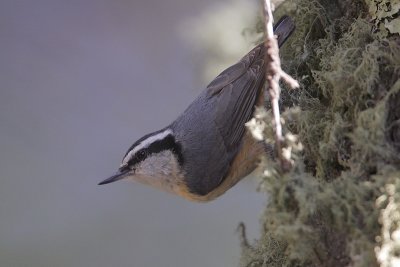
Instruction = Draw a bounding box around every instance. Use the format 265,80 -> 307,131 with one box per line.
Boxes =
99,16 -> 295,202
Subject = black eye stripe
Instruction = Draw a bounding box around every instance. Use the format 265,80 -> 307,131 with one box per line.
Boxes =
126,134 -> 184,167
123,128 -> 169,159
127,149 -> 147,166
136,149 -> 147,159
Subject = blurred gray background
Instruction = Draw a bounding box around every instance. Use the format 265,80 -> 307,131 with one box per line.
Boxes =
0,0 -> 266,266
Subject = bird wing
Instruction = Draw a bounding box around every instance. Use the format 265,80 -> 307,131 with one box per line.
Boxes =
182,45 -> 265,196
179,46 -> 265,196
206,44 -> 265,156
181,16 -> 295,196
204,15 -> 295,157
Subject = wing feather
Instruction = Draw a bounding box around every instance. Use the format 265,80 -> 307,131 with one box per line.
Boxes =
207,46 -> 265,157
177,16 -> 295,196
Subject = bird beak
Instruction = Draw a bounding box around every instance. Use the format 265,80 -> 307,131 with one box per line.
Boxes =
98,169 -> 130,185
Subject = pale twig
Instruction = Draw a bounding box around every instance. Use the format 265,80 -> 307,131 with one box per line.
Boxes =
263,0 -> 299,171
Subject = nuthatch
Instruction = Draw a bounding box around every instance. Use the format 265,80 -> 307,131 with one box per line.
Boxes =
99,16 -> 295,202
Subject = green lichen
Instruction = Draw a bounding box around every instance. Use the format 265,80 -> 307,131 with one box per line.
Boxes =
240,0 -> 400,266
365,0 -> 400,36
375,173 -> 400,267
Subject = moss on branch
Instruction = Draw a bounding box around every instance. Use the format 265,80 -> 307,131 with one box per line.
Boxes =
240,0 -> 400,266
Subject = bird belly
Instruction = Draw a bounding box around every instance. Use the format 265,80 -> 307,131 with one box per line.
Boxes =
175,131 -> 265,202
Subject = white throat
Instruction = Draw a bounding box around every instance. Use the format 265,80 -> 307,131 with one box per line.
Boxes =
128,150 -> 184,194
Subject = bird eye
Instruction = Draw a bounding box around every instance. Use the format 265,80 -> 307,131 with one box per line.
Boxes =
136,150 -> 147,160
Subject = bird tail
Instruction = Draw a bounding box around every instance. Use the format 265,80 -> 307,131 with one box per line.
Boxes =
274,15 -> 295,47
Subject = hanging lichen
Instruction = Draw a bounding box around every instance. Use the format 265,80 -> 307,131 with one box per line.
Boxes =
240,0 -> 400,266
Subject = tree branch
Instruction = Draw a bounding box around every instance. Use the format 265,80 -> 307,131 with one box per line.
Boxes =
263,0 -> 299,172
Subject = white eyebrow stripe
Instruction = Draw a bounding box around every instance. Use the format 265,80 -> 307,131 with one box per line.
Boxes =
122,129 -> 173,166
